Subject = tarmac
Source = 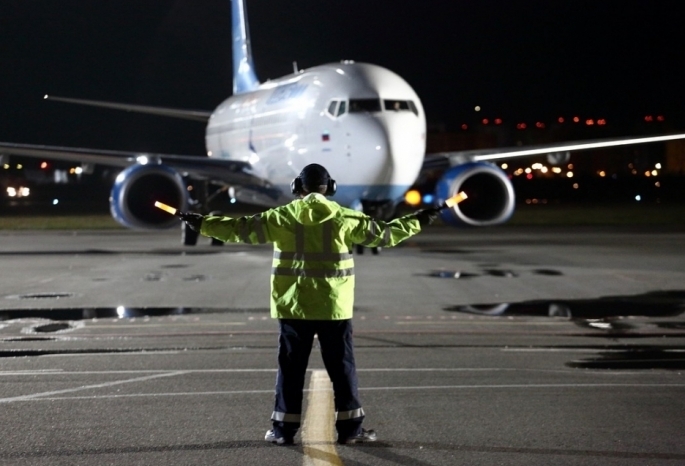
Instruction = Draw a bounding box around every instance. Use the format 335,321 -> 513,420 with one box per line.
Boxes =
0,224 -> 684,465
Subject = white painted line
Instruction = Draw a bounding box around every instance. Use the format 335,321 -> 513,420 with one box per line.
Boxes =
10,383 -> 685,404
0,369 -> 277,376
0,371 -> 186,403
302,370 -> 342,466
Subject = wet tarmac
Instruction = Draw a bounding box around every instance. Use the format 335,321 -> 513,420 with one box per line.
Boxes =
0,227 -> 684,465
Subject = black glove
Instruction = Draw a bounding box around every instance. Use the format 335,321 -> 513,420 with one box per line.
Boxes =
179,212 -> 204,232
414,208 -> 440,226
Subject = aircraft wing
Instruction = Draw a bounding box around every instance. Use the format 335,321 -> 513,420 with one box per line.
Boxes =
0,141 -> 285,207
423,132 -> 685,170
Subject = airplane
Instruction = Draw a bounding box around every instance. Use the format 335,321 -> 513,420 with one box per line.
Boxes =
1,0 -> 685,247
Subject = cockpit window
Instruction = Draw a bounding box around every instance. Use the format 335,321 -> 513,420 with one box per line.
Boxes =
349,99 -> 382,113
337,100 -> 347,116
326,99 -> 348,118
384,99 -> 419,116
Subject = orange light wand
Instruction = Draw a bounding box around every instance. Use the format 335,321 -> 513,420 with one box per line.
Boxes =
154,201 -> 179,216
442,191 -> 468,209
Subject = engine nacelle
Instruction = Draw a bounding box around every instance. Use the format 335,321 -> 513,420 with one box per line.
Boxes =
546,151 -> 571,166
109,164 -> 188,230
435,161 -> 515,226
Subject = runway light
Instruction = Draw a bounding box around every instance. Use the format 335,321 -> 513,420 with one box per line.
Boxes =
495,118 -> 502,125
655,181 -> 661,187
552,167 -> 562,174
651,170 -> 658,176
461,124 -> 468,130
635,195 -> 642,201
526,173 -> 533,180
40,161 -> 48,169
482,118 -> 489,125
573,183 -> 579,189
645,171 -> 651,177
655,163 -> 662,169
573,116 -> 580,123
586,119 -> 594,126
475,106 -> 481,112
17,164 -> 23,169
567,172 -> 574,178
598,171 -> 606,177
558,117 -> 565,123
657,115 -> 665,122
52,199 -> 59,205
501,163 -> 508,169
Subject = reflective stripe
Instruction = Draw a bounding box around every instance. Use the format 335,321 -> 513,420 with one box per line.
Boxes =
295,223 -> 305,253
271,411 -> 302,423
361,221 -> 379,246
378,224 -> 392,247
274,251 -> 352,261
272,267 -> 354,278
322,221 -> 332,254
253,214 -> 267,244
336,408 -> 365,421
239,218 -> 251,243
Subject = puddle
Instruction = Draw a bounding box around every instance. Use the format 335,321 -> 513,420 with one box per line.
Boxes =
427,268 -> 562,279
444,290 -> 685,320
567,349 -> 685,370
0,307 -> 269,321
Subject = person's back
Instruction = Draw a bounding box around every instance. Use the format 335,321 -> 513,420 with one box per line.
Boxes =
181,163 -> 438,445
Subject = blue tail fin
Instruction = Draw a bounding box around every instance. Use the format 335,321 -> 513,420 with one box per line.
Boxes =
232,0 -> 259,94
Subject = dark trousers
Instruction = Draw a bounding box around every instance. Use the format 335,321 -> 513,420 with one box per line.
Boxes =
272,319 -> 364,439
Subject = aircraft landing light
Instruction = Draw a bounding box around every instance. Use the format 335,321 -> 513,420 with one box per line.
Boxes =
154,201 -> 177,215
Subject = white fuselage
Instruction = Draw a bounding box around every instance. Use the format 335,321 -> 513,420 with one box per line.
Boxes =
205,62 -> 426,207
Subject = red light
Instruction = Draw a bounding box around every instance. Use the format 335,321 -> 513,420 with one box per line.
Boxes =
40,161 -> 48,169
482,118 -> 489,125
573,116 -> 580,123
657,115 -> 665,121
517,123 -> 527,130
597,119 -> 606,125
461,123 -> 468,130
535,122 -> 545,129
585,119 -> 594,125
526,173 -> 533,180
645,115 -> 653,122
558,117 -> 565,123
494,118 -> 502,125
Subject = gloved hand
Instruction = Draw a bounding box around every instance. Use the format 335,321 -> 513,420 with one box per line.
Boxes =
414,208 -> 440,226
179,212 -> 204,232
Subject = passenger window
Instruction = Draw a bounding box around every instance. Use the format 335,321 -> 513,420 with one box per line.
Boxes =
349,99 -> 381,113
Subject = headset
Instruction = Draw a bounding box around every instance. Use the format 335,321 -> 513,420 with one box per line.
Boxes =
290,176 -> 337,196
290,163 -> 338,196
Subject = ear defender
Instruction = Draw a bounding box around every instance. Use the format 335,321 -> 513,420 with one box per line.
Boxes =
326,178 -> 337,196
290,176 -> 304,195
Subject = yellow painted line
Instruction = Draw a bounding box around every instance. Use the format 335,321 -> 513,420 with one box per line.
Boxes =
302,370 -> 342,466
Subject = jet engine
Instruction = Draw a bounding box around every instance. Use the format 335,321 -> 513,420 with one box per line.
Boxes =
435,161 -> 515,226
109,164 -> 188,229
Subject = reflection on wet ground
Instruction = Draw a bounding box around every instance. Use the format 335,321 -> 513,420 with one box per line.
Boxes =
567,348 -> 685,370
444,290 -> 685,320
0,307 -> 268,322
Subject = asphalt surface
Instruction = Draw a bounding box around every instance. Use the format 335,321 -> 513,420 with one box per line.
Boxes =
1,225 -> 684,465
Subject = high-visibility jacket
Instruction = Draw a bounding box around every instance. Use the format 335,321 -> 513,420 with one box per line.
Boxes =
200,193 -> 422,320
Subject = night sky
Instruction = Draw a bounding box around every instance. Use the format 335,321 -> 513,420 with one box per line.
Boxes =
1,1 -> 683,156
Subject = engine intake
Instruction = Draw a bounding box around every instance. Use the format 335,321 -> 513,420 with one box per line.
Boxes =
435,161 -> 515,226
110,164 -> 188,229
